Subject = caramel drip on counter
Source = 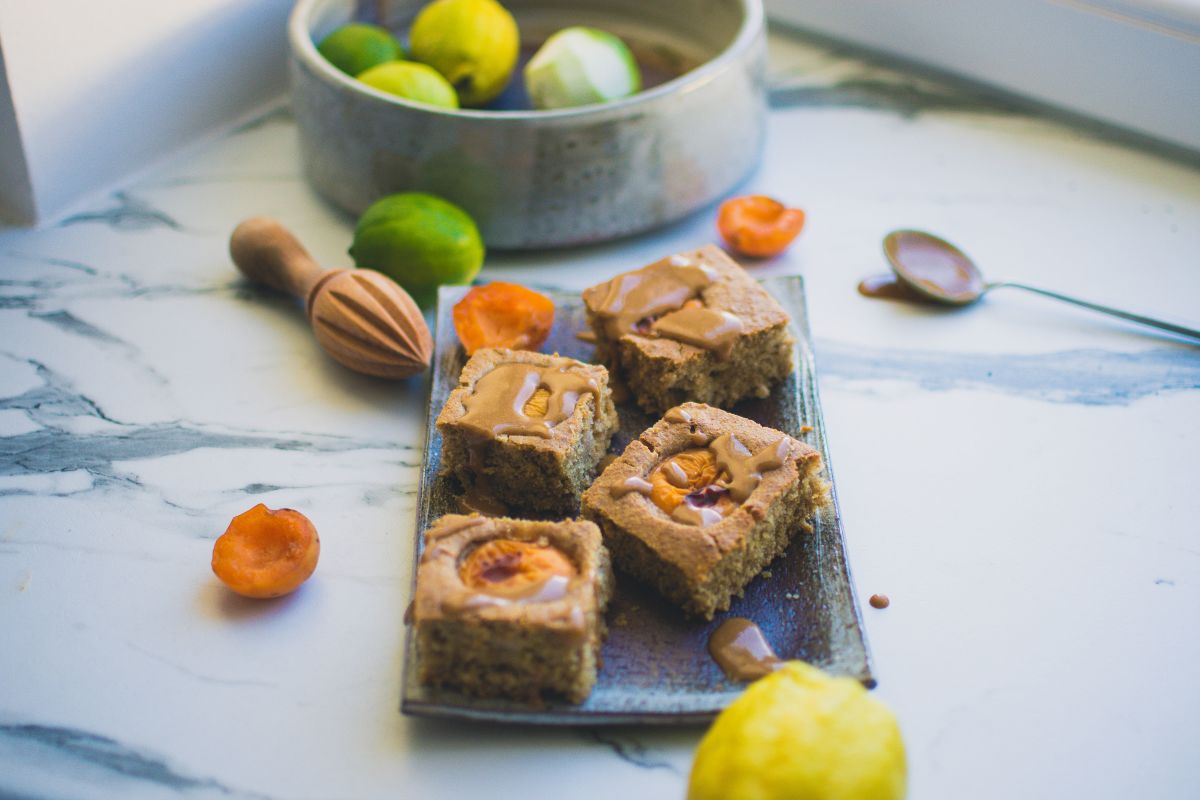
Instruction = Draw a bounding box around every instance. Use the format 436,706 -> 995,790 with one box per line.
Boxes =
857,274 -> 924,301
459,360 -> 599,440
651,307 -> 745,359
709,434 -> 789,502
708,618 -> 783,681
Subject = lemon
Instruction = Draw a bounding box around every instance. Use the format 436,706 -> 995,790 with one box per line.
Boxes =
316,23 -> 403,77
349,192 -> 484,308
357,61 -> 459,109
409,0 -> 519,106
688,662 -> 906,800
525,26 -> 641,110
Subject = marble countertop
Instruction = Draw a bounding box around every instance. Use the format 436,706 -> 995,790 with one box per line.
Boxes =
2,29 -> 1197,800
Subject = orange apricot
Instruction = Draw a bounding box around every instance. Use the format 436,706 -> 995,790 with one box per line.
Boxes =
649,449 -> 737,517
453,282 -> 555,355
717,195 -> 806,258
211,504 -> 320,598
459,538 -> 575,597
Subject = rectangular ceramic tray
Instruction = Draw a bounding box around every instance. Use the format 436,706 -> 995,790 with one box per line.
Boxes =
401,276 -> 873,725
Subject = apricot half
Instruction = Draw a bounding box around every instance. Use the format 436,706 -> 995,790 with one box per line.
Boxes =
211,504 -> 320,598
459,538 -> 574,597
649,449 -> 737,517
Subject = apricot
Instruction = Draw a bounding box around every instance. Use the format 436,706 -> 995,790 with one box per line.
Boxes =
453,282 -> 555,355
717,195 -> 805,258
649,449 -> 737,517
523,386 -> 551,417
459,538 -> 575,597
211,504 -> 320,598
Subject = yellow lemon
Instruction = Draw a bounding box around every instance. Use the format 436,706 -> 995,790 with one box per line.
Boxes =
409,0 -> 519,106
689,662 -> 906,800
357,61 -> 459,109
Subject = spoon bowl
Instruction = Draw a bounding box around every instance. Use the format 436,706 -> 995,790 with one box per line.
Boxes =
882,229 -> 986,306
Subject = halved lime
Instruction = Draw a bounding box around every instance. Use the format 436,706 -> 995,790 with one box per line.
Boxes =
524,27 -> 641,110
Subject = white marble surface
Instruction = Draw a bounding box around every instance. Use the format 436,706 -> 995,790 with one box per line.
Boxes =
2,29 -> 1199,800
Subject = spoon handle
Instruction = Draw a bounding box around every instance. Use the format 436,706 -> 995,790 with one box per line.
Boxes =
990,281 -> 1200,342
229,217 -> 327,302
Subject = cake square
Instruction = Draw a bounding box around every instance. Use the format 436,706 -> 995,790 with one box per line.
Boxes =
411,513 -> 613,704
581,402 -> 829,619
581,244 -> 794,414
435,347 -> 619,515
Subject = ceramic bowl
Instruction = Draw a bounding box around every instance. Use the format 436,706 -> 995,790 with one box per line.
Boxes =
288,0 -> 766,249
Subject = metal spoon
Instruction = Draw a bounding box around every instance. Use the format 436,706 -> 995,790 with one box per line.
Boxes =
881,229 -> 1200,342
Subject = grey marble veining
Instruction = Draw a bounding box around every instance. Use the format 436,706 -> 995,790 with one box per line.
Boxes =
1,25 -> 1198,800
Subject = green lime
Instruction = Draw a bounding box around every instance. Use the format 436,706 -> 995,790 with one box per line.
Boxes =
316,23 -> 403,78
357,61 -> 459,109
524,26 -> 640,110
409,0 -> 519,106
349,192 -> 484,308
688,662 -> 907,800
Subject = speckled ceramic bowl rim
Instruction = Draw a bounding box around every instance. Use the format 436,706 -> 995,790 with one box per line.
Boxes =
288,0 -> 764,121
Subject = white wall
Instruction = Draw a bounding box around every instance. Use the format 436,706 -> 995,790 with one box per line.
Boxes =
0,0 -> 293,225
765,0 -> 1200,154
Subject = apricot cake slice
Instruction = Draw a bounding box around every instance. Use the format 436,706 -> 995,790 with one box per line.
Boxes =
410,514 -> 613,703
436,347 -> 618,515
581,245 -> 794,414
582,403 -> 829,619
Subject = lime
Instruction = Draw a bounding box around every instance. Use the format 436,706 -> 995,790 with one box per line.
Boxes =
349,192 -> 484,308
316,23 -> 403,77
409,0 -> 519,106
688,662 -> 906,800
524,27 -> 640,110
357,61 -> 459,109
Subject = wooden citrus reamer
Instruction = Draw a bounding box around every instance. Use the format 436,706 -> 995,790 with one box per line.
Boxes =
229,217 -> 433,379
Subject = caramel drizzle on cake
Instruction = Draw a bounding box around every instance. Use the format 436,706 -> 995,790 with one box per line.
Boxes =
614,433 -> 789,526
458,360 -> 599,440
708,433 -> 789,502
588,254 -> 745,358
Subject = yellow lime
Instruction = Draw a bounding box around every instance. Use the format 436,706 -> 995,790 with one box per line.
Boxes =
409,0 -> 519,106
316,23 -> 403,78
689,662 -> 906,800
349,192 -> 484,308
357,61 -> 459,109
525,26 -> 641,110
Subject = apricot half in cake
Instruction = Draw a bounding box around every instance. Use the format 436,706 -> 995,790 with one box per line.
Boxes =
410,514 -> 613,703
582,403 -> 829,619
